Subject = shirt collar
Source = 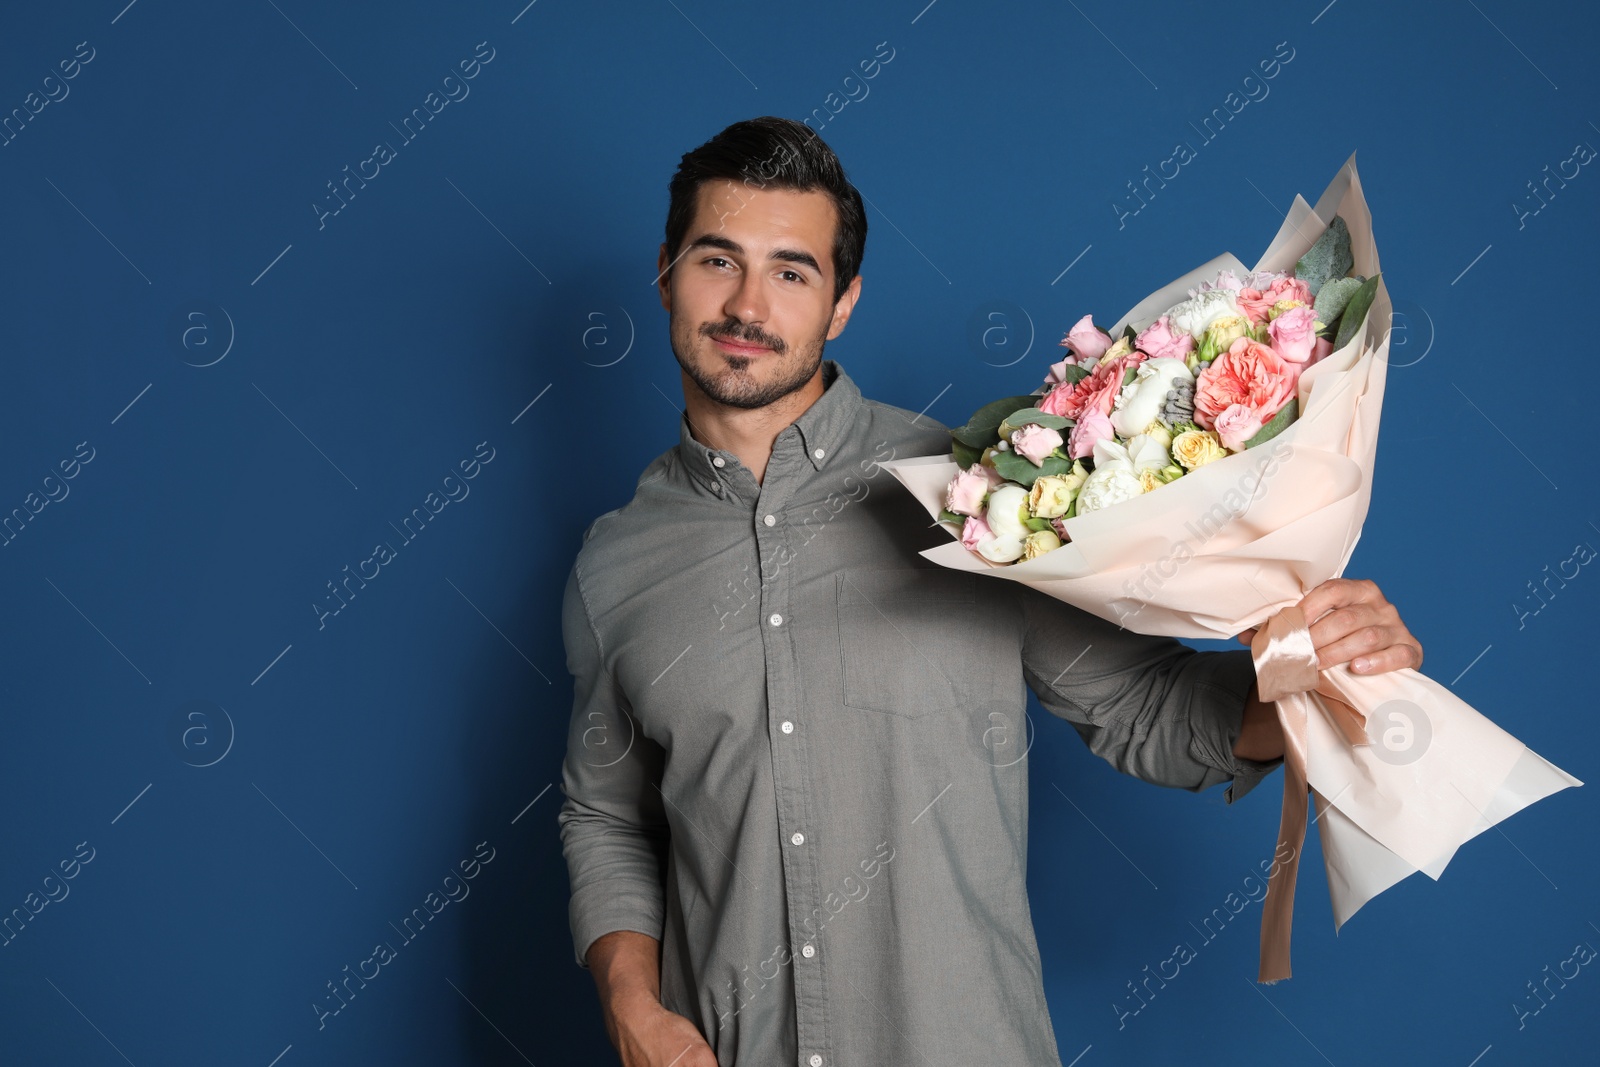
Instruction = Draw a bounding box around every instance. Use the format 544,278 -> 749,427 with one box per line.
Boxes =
676,360 -> 862,494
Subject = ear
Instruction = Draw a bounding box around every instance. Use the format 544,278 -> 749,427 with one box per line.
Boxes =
657,243 -> 673,311
825,273 -> 863,341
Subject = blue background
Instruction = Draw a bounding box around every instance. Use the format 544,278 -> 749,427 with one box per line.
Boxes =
2,1 -> 1596,1064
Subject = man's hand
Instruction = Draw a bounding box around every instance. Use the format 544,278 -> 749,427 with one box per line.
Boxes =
587,931 -> 717,1067
1232,578 -> 1423,762
1238,577 -> 1424,675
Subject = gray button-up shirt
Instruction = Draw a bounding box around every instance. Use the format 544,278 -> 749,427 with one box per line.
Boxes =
558,360 -> 1276,1065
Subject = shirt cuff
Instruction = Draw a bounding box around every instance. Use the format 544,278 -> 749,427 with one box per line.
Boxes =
1184,648 -> 1284,804
570,885 -> 666,969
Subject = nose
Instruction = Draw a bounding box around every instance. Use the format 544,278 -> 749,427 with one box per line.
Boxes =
723,265 -> 769,329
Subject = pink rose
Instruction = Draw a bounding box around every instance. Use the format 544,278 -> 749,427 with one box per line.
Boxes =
960,514 -> 992,551
1010,424 -> 1064,466
1212,403 -> 1266,452
1267,304 -> 1319,364
1067,409 -> 1114,459
1193,338 -> 1296,437
944,465 -> 991,516
1059,314 -> 1113,364
1236,277 -> 1314,326
1311,335 -> 1333,363
1135,315 -> 1196,362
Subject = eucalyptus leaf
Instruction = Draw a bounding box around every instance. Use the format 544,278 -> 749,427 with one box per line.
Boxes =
950,393 -> 1040,449
1243,398 -> 1298,449
992,449 -> 1075,488
939,507 -> 966,525
951,439 -> 982,468
1332,274 -> 1382,352
1313,275 -> 1364,326
1295,215 -> 1353,297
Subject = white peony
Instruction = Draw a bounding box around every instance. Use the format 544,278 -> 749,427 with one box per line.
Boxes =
1092,433 -> 1171,476
1165,288 -> 1244,338
1109,357 -> 1193,438
984,484 -> 1031,540
1074,467 -> 1147,514
977,536 -> 1025,563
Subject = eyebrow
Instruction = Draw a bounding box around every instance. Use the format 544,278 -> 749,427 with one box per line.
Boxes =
685,233 -> 824,278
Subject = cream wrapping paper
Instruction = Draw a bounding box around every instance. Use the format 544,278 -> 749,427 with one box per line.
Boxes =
883,156 -> 1581,981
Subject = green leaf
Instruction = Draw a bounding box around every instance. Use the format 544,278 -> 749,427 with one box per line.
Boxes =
1295,215 -> 1353,297
1055,363 -> 1090,386
950,393 -> 1040,449
938,507 -> 966,525
1243,399 -> 1298,449
1332,274 -> 1382,352
992,449 -> 1076,488
1123,324 -> 1138,344
951,439 -> 982,468
1023,516 -> 1053,532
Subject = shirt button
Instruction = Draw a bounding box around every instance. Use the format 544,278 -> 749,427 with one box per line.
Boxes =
801,943 -> 815,958
813,447 -> 826,460
769,613 -> 783,627
712,456 -> 726,468
790,832 -> 805,846
780,720 -> 794,734
810,1057 -> 823,1067
763,514 -> 776,527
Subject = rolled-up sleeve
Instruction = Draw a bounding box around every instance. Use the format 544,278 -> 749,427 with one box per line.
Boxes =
557,564 -> 670,967
1017,584 -> 1281,803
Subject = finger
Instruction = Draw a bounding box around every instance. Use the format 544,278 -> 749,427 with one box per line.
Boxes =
1236,627 -> 1258,645
1348,641 -> 1422,675
1314,625 -> 1417,672
1306,603 -> 1387,657
1297,577 -> 1379,625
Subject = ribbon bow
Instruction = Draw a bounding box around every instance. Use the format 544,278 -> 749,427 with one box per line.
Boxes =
1249,606 -> 1368,983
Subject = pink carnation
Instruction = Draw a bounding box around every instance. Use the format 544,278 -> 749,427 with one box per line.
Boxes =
1011,424 -> 1065,466
1042,353 -> 1136,421
944,465 -> 991,516
1236,277 -> 1314,326
1135,315 -> 1196,362
1067,409 -> 1114,459
960,514 -> 992,551
1193,338 -> 1296,444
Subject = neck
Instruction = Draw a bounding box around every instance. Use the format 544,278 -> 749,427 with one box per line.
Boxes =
680,365 -> 827,485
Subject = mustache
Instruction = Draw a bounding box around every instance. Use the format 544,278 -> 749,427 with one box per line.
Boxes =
702,319 -> 785,354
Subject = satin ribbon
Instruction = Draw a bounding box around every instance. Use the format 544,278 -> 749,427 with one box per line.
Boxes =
1250,606 -> 1367,983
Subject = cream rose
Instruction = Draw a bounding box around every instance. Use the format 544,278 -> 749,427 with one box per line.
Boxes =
1171,428 -> 1226,470
1022,529 -> 1061,560
1027,461 -> 1088,518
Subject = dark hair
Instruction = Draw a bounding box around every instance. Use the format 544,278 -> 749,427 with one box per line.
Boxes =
664,116 -> 867,305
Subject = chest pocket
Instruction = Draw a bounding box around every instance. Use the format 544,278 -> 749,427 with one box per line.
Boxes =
835,568 -> 977,719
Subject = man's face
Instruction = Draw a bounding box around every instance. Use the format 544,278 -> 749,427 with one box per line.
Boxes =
658,181 -> 861,410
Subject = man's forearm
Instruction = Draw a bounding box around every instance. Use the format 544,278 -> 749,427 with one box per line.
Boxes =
1232,681 -> 1286,762
587,930 -> 665,1042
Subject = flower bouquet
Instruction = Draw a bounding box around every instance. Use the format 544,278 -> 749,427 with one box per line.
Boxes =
883,156 -> 1581,982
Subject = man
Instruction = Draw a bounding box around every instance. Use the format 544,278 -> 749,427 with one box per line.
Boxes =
558,116 -> 1421,1066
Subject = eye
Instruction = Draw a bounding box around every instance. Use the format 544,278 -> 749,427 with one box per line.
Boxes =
779,270 -> 805,283
703,256 -> 734,270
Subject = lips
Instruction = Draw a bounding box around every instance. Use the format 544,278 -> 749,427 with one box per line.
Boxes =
711,335 -> 774,356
